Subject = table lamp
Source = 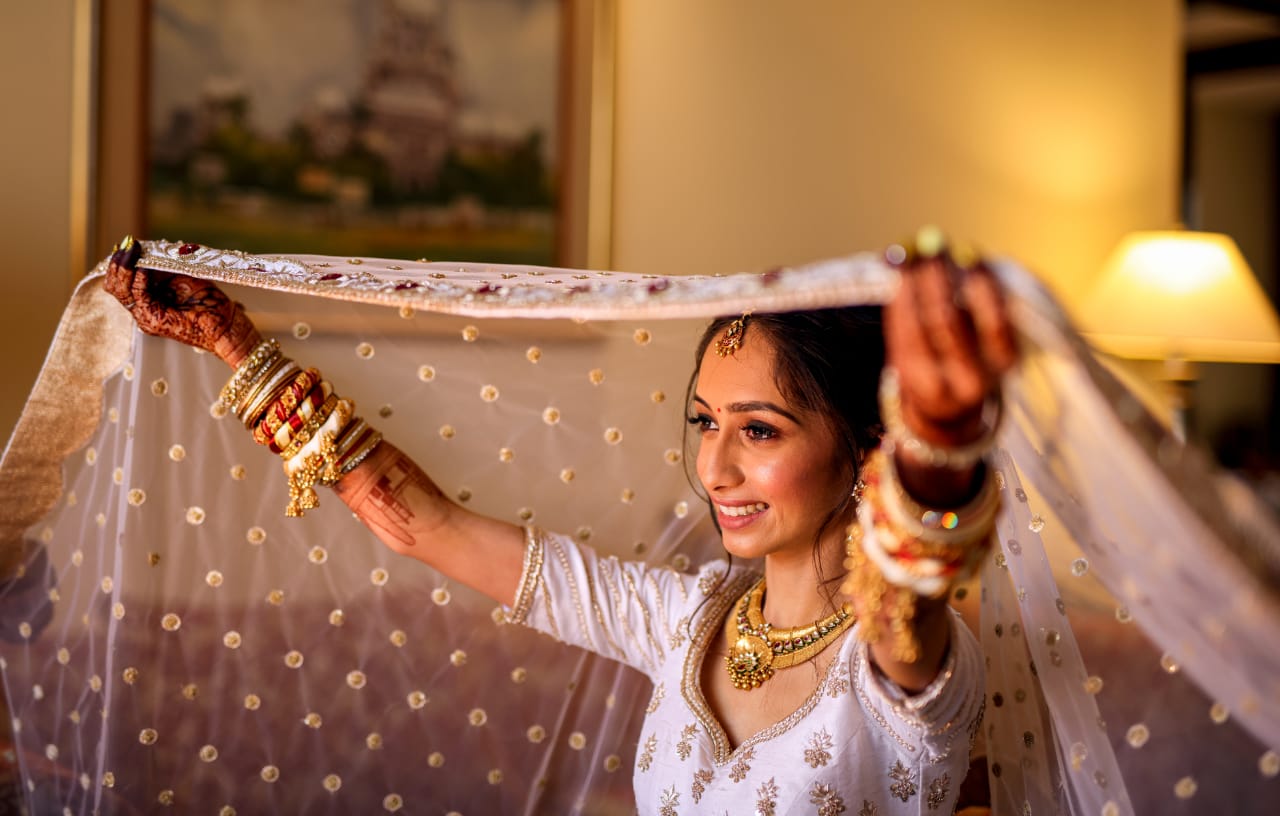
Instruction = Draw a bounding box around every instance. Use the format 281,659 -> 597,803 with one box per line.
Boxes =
1079,230 -> 1280,440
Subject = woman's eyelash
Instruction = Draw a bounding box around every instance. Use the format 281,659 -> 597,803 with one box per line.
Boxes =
686,414 -> 777,441
686,414 -> 715,430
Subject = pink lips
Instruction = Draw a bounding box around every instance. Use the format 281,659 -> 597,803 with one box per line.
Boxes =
715,501 -> 768,530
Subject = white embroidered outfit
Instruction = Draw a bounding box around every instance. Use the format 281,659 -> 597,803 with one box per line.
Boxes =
509,528 -> 983,814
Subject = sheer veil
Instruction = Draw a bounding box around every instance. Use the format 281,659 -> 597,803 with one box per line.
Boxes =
1,240 -> 1276,814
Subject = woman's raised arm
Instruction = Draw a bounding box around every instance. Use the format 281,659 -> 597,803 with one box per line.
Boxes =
861,230 -> 1019,692
103,238 -> 527,607
330,445 -> 526,605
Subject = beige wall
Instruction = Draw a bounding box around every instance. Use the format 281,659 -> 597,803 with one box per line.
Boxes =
1,2 -> 78,445
0,1 -> 1183,445
612,0 -> 1182,302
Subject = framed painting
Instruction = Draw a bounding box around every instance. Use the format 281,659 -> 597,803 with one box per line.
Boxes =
92,0 -> 614,270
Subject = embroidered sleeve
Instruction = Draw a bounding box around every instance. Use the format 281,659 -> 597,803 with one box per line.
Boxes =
504,525 -> 546,626
852,609 -> 985,765
505,529 -> 709,679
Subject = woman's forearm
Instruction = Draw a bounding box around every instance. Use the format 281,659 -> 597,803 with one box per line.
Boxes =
331,441 -> 527,606
866,596 -> 952,694
852,446 -> 989,694
209,318 -> 525,606
213,310 -> 262,369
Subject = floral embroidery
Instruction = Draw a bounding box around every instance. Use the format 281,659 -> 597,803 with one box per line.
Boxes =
697,568 -> 725,595
804,727 -> 834,768
728,746 -> 756,783
926,773 -> 951,809
827,660 -> 851,698
858,802 -> 879,816
638,733 -> 658,772
809,782 -> 846,815
669,616 -> 690,649
676,723 -> 698,760
691,769 -> 714,803
888,760 -> 918,802
647,683 -> 665,714
755,777 -> 779,815
659,785 -> 680,816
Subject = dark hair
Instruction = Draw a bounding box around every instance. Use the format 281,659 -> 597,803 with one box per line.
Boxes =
683,307 -> 885,593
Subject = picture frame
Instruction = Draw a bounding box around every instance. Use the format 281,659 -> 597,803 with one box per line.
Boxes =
89,0 -> 614,273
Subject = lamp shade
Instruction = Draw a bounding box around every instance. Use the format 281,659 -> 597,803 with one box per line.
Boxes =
1080,231 -> 1280,363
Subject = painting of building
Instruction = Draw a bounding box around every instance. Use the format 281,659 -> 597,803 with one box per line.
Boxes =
149,0 -> 560,264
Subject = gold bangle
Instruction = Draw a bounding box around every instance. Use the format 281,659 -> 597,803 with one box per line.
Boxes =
317,421 -> 369,486
279,393 -> 340,461
313,419 -> 366,488
336,428 -> 383,478
238,359 -> 301,428
331,417 -> 368,459
218,339 -> 280,409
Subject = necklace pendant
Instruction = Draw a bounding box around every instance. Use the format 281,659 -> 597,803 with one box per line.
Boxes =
726,633 -> 774,690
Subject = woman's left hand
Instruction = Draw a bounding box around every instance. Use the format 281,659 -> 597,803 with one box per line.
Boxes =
883,228 -> 1019,454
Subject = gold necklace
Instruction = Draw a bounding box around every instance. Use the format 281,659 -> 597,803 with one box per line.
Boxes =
723,577 -> 855,690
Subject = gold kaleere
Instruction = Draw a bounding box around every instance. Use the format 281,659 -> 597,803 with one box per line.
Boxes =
285,431 -> 339,517
841,520 -> 921,663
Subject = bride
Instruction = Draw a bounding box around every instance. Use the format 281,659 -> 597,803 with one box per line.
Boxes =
101,229 -> 1016,814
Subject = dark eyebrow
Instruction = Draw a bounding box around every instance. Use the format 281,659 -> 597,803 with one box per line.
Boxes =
692,395 -> 801,425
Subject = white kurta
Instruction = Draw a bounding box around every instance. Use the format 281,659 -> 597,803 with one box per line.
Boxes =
508,528 -> 984,815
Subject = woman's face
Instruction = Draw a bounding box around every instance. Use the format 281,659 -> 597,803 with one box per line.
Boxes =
690,332 -> 851,562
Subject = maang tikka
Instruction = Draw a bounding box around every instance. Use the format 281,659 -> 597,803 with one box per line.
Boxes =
714,312 -> 751,357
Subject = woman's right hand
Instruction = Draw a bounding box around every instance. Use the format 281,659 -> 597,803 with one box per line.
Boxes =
102,236 -> 261,367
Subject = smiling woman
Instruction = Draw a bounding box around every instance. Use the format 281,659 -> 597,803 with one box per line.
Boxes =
5,236 -> 1279,815
87,232 -> 1009,813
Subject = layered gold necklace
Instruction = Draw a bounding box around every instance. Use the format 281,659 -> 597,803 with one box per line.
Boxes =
723,577 -> 855,690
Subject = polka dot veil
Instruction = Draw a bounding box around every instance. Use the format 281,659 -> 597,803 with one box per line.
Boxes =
0,241 -> 1275,814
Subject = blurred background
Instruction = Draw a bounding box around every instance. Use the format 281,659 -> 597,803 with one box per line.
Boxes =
1,0 -> 1277,485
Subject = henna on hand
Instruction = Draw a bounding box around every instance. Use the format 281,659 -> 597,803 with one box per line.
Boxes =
103,238 -> 246,356
212,308 -> 263,369
333,444 -> 450,555
884,237 -> 1017,450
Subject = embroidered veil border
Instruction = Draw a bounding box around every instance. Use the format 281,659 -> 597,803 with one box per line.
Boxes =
0,240 -> 1276,815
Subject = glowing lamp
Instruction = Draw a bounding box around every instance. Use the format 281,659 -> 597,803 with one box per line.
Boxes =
1081,231 -> 1280,364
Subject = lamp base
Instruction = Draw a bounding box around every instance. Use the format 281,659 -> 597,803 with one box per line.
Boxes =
1162,357 -> 1197,443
